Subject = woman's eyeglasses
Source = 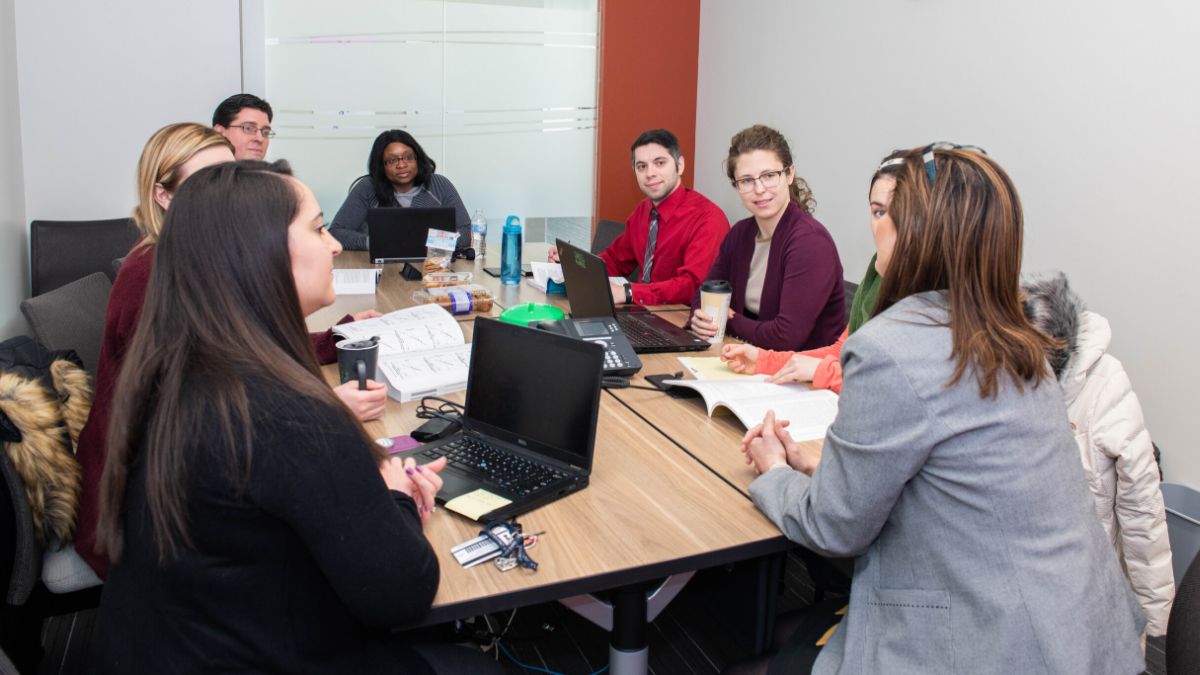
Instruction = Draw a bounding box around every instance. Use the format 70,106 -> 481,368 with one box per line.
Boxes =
732,167 -> 790,194
384,155 -> 416,168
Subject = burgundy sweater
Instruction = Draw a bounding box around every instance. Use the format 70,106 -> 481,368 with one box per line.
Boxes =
692,201 -> 845,351
74,243 -> 348,578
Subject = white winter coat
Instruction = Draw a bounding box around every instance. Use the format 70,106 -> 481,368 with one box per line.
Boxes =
1061,310 -> 1175,635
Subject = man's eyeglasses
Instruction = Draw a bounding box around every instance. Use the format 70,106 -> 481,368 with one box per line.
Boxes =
732,167 -> 790,194
921,142 -> 986,184
384,155 -> 416,168
231,123 -> 276,139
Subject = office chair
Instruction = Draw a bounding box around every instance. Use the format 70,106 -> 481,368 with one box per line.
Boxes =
1167,549 -> 1199,674
591,220 -> 625,255
348,175 -> 370,194
20,272 -> 112,375
843,280 -> 859,312
29,218 -> 139,296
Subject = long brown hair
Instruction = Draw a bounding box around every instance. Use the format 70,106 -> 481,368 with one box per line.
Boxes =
132,123 -> 233,246
98,161 -> 375,564
875,145 -> 1056,398
725,124 -> 817,213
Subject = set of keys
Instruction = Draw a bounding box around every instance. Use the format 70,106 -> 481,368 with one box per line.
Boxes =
450,521 -> 543,572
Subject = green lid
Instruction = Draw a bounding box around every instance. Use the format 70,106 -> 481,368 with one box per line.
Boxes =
498,302 -> 565,326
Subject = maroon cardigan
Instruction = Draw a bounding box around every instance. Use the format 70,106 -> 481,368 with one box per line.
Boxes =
74,243 -> 348,578
693,201 -> 845,351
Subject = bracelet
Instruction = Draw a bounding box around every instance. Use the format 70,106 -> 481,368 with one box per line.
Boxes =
624,283 -> 633,304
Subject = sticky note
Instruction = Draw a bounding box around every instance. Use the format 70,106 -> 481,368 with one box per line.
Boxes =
678,356 -> 754,381
445,489 -> 512,520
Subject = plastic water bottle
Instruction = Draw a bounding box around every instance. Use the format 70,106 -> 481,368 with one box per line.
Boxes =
500,215 -> 522,286
470,209 -> 487,258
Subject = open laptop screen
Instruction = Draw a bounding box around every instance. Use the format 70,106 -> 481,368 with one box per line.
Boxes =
556,239 -> 617,319
366,207 -> 456,264
464,318 -> 603,470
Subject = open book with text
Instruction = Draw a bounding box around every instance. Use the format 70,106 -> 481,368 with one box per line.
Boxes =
662,379 -> 839,441
333,305 -> 471,402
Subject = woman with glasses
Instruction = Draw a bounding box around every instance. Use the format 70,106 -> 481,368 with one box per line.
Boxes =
328,129 -> 471,251
737,145 -> 1146,674
719,151 -> 906,391
92,161 -> 500,674
688,125 -> 845,351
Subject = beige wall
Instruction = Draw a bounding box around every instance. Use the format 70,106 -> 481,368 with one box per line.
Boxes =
2,0 -> 241,335
0,0 -> 27,338
697,0 -> 1200,489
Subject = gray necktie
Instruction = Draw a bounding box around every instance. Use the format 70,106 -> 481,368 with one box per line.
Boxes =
641,208 -> 659,284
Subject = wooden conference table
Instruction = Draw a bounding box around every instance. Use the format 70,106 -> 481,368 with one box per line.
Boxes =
311,251 -> 799,671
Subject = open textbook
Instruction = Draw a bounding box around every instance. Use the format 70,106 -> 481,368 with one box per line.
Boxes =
333,305 -> 471,402
662,377 -> 839,441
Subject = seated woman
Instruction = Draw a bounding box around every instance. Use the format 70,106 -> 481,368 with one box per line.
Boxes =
720,151 -> 905,391
328,129 -> 471,251
689,125 -> 844,351
74,123 -> 386,580
740,145 -> 1146,673
92,161 -> 495,673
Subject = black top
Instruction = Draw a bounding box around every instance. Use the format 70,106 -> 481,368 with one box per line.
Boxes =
92,376 -> 439,674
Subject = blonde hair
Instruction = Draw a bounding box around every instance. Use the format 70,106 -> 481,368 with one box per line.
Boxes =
132,123 -> 233,245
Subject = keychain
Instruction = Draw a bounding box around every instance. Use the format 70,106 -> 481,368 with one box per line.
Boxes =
480,521 -> 543,572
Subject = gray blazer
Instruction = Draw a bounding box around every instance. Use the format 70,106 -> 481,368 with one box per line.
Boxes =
328,173 -> 470,250
750,291 -> 1145,675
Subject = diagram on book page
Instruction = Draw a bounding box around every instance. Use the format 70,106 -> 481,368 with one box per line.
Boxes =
377,344 -> 472,401
334,305 -> 464,356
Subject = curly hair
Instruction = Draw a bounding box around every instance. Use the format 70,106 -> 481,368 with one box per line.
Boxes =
724,125 -> 816,214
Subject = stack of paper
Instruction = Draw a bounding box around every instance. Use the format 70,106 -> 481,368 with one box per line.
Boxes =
333,268 -> 381,295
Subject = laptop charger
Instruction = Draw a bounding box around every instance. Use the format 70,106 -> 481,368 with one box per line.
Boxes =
411,416 -> 460,443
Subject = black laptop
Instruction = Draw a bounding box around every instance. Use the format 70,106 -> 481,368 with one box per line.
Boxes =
399,317 -> 604,522
556,239 -> 709,353
366,207 -> 457,264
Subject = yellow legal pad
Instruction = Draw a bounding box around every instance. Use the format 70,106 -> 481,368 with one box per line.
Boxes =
445,489 -> 513,521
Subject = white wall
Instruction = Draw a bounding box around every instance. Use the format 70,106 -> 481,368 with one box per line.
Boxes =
0,0 -> 27,337
12,0 -> 241,226
697,1 -> 1200,489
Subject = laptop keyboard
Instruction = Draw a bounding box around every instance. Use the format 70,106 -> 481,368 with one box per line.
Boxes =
615,314 -> 675,347
419,436 -> 568,497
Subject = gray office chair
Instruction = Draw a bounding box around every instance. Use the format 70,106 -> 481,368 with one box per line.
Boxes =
29,218 -> 139,296
591,219 -> 625,254
20,272 -> 112,375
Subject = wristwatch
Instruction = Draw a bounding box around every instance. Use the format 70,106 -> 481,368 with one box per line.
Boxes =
624,283 -> 633,305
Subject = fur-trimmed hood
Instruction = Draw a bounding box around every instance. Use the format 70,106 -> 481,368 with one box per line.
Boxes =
0,336 -> 90,547
1021,272 -> 1111,403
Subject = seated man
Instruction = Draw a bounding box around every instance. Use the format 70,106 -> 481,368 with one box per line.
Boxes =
212,93 -> 274,160
553,129 -> 729,306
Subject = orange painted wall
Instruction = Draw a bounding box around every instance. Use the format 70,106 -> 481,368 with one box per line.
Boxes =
593,0 -> 702,227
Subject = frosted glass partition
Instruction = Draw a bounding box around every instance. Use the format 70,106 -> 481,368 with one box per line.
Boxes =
249,0 -> 597,248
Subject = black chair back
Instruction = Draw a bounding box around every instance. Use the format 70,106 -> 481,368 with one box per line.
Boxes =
1167,549 -> 1200,674
843,280 -> 859,312
30,218 -> 139,296
591,219 -> 625,255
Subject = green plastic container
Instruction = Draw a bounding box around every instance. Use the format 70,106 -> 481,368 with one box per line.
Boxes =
498,302 -> 565,327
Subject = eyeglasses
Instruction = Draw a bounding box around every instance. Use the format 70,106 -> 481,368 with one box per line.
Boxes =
231,123 -> 276,139
384,155 -> 416,168
732,167 -> 790,194
920,142 -> 986,184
